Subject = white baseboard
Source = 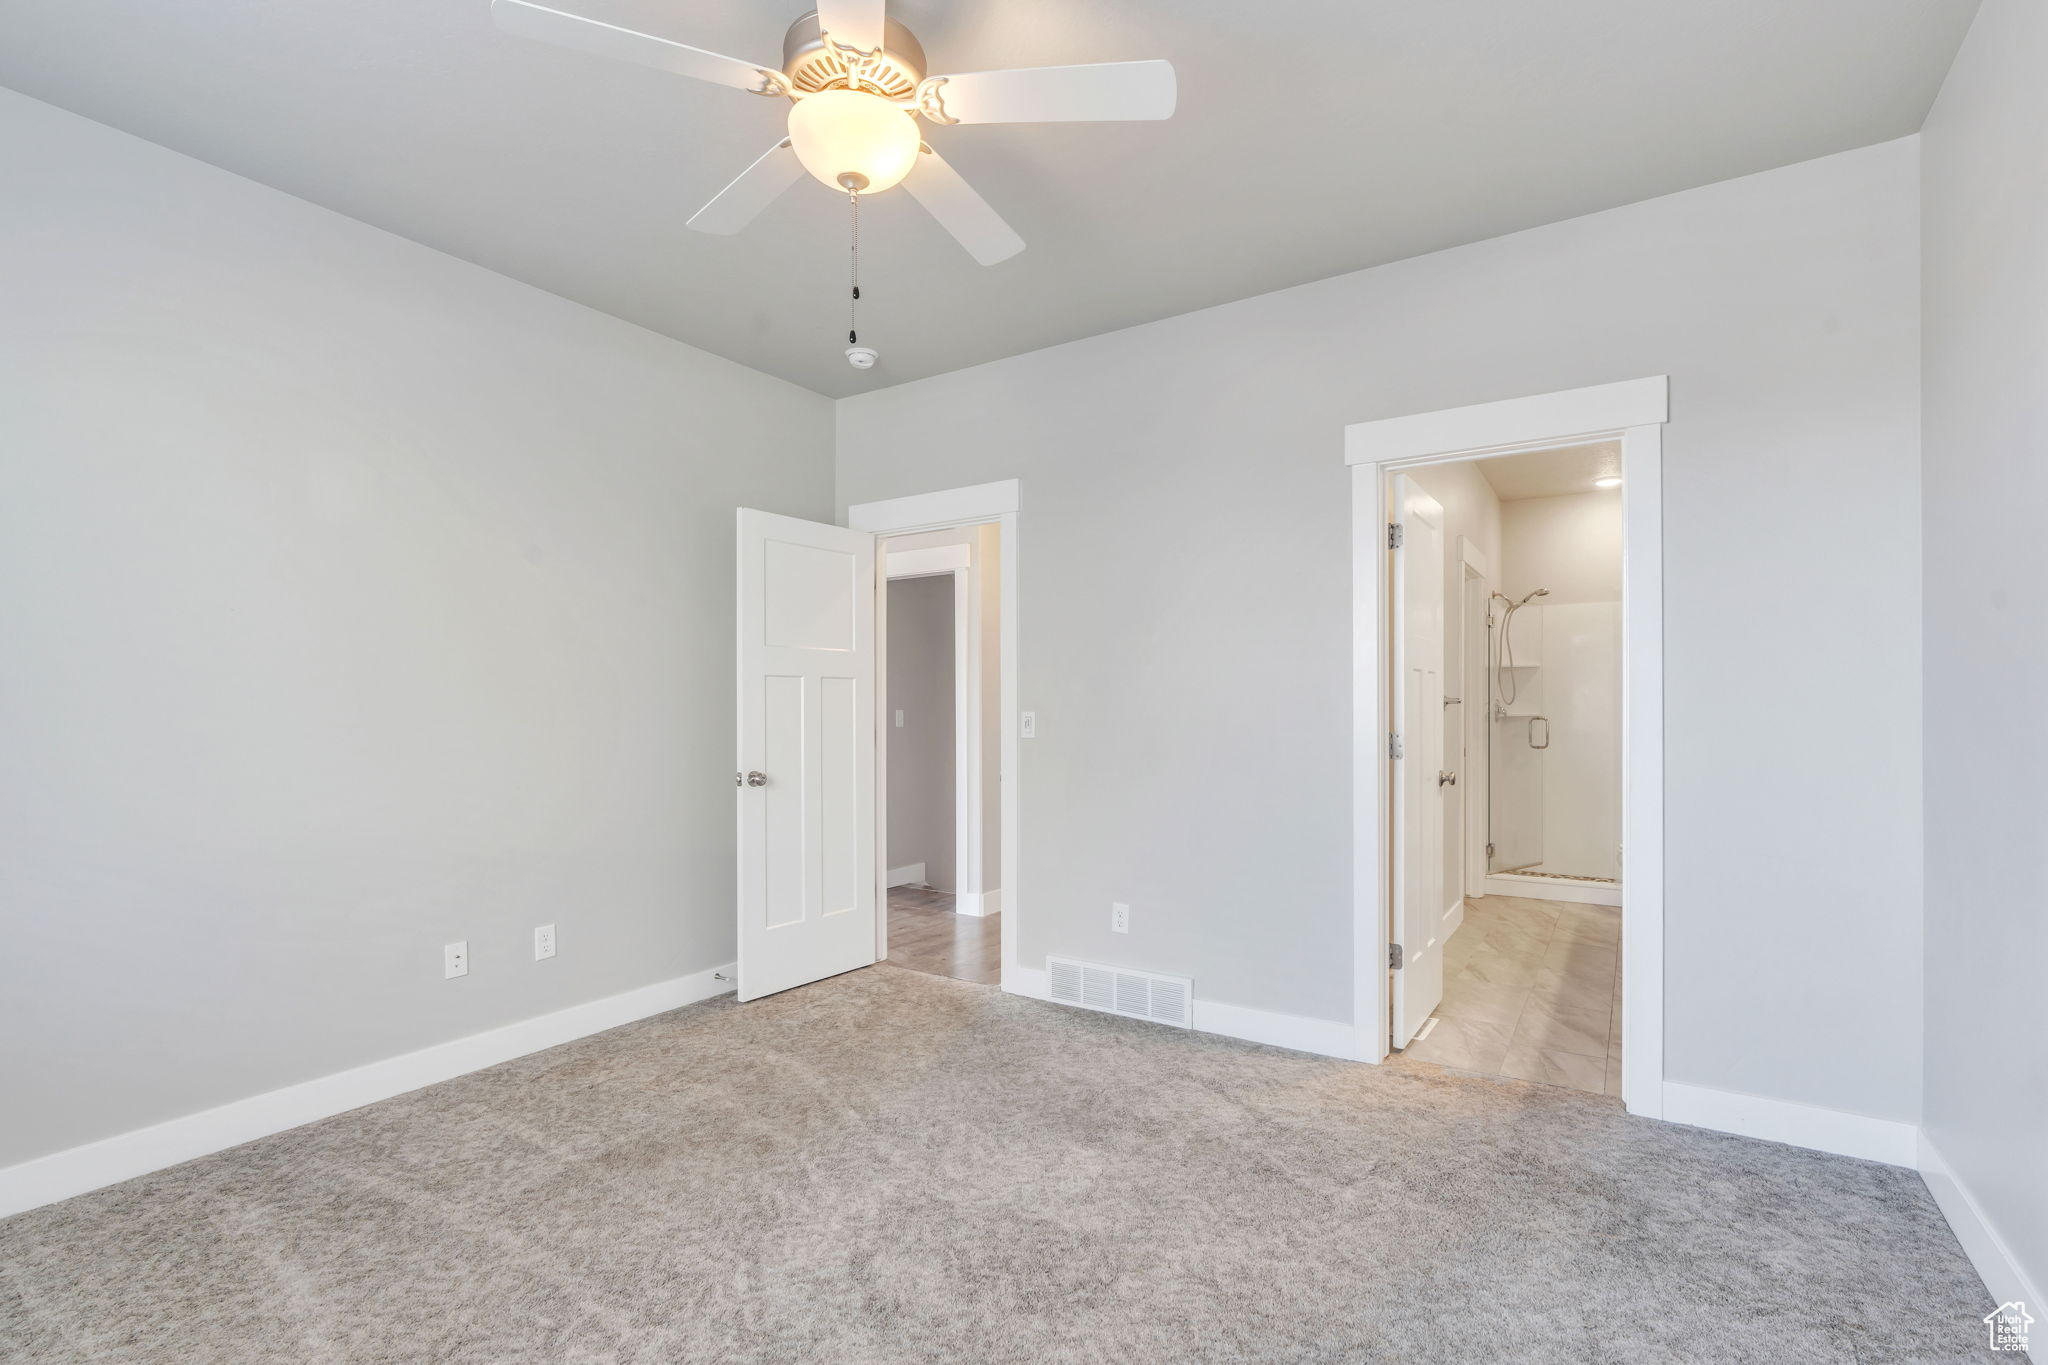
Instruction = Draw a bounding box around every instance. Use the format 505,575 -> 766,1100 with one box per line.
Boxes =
1440,897 -> 1466,938
954,890 -> 994,917
1918,1130 -> 2043,1313
1005,963 -> 1046,999
0,963 -> 736,1220
1482,874 -> 1622,906
886,863 -> 925,888
1003,964 -> 1356,1061
1661,1081 -> 1918,1166
1190,999 -> 1360,1060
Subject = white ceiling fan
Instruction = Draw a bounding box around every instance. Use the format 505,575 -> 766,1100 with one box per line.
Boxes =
491,0 -> 1177,266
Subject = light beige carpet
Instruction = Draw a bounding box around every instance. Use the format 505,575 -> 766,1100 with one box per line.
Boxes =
0,966 -> 1999,1362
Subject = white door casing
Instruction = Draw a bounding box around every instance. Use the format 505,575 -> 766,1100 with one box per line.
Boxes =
1346,375 -> 1666,1116
849,479 -> 1019,992
736,509 -> 878,1001
1391,476 -> 1446,1048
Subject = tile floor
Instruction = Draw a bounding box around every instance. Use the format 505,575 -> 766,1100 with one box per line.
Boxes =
1398,893 -> 1621,1096
885,884 -> 1001,985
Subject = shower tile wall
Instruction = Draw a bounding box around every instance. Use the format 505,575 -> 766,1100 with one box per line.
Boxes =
1489,602 -> 1622,880
1533,601 -> 1621,880
1489,613 -> 1545,872
1492,484 -> 1626,883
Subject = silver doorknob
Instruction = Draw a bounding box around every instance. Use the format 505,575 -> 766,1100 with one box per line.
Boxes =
744,771 -> 768,787
1438,770 -> 1458,787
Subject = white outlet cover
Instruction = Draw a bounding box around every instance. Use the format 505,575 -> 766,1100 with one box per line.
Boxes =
1112,902 -> 1130,933
534,924 -> 556,960
444,941 -> 468,979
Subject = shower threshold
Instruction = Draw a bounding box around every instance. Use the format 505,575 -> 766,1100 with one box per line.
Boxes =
1483,868 -> 1623,906
1502,868 -> 1618,885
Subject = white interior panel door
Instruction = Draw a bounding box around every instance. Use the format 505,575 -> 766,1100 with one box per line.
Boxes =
1391,476 -> 1446,1048
737,509 -> 877,1001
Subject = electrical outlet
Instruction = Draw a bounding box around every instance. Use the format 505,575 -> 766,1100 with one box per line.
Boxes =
444,941 -> 468,979
1111,902 -> 1130,934
534,924 -> 556,960
1021,711 -> 1036,739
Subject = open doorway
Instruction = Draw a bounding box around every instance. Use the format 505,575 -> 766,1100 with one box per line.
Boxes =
1390,444 -> 1625,1095
732,481 -> 1018,1004
878,525 -> 1003,985
849,479 -> 1022,996
1348,377 -> 1665,1115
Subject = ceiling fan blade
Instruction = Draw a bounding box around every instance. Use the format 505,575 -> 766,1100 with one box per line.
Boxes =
491,0 -> 786,95
815,0 -> 887,53
903,145 -> 1024,266
915,60 -> 1176,125
686,141 -> 804,235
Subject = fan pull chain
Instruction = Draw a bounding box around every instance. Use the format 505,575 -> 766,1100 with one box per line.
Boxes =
847,188 -> 861,346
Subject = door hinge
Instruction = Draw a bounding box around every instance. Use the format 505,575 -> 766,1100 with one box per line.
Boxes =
1389,942 -> 1403,970
1387,522 -> 1404,549
1388,731 -> 1404,760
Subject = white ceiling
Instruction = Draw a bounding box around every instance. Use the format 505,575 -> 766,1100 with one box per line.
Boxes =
0,0 -> 1976,397
1477,442 -> 1622,502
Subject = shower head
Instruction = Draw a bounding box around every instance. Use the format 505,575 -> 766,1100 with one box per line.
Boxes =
1517,587 -> 1551,605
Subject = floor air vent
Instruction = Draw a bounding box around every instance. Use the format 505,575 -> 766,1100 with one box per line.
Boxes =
1046,957 -> 1192,1028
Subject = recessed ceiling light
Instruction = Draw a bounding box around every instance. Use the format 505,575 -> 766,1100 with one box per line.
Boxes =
1594,477 -> 1623,488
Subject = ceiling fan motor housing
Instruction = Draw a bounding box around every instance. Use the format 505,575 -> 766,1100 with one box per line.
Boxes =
782,11 -> 927,100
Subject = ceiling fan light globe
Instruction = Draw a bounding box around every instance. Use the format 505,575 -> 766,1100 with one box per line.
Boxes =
787,89 -> 921,194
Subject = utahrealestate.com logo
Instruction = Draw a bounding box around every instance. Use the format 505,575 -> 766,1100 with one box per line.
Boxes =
1984,1302 -> 2032,1353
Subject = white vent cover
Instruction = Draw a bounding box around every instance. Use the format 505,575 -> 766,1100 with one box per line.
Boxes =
1046,957 -> 1192,1028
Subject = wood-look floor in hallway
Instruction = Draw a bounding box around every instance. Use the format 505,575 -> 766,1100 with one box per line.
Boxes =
886,884 -> 1000,986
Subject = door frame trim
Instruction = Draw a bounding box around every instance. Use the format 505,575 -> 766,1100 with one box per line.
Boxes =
850,480 -> 1020,991
1345,379 -> 1666,1117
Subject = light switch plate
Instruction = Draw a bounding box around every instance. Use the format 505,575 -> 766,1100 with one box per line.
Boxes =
1021,711 -> 1036,739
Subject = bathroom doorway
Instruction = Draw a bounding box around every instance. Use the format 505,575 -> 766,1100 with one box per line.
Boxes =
1347,378 -> 1666,1114
1415,442 -> 1625,1093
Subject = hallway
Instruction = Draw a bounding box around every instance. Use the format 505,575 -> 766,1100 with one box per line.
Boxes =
885,885 -> 1001,986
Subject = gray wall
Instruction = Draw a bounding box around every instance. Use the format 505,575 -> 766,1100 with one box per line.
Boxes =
837,138 -> 1924,1122
1920,0 -> 2047,1297
0,92 -> 835,1165
885,575 -> 956,887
